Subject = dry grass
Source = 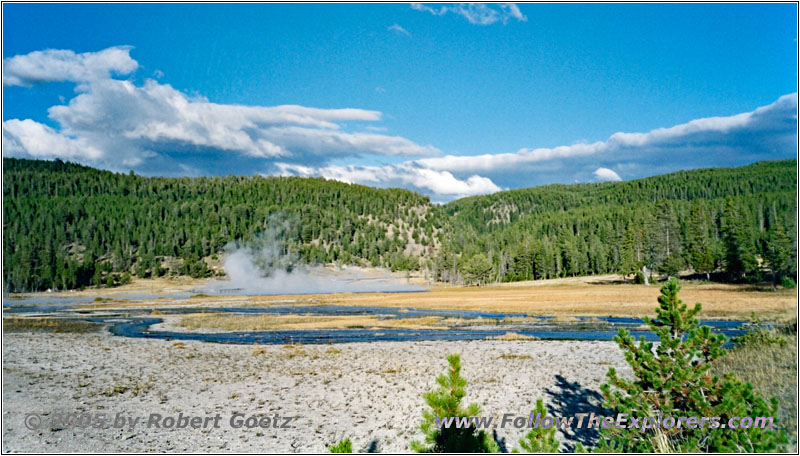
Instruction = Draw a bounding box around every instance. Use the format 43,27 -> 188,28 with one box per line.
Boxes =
175,313 -> 448,331
490,332 -> 537,341
3,317 -> 101,333
711,335 -> 798,448
313,281 -> 796,319
22,275 -> 797,320
498,353 -> 533,360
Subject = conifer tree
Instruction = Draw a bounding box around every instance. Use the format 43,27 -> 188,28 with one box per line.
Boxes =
461,254 -> 494,286
514,399 -> 559,453
687,200 -> 718,280
410,354 -> 499,453
762,224 -> 795,291
722,197 -> 758,280
597,278 -> 786,452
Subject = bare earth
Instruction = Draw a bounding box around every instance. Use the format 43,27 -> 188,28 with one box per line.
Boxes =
3,275 -> 795,452
2,330 -> 629,453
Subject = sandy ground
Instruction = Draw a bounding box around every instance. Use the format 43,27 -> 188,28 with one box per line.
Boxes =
2,329 -> 629,453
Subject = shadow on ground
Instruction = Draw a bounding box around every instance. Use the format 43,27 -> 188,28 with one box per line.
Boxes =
545,374 -> 611,451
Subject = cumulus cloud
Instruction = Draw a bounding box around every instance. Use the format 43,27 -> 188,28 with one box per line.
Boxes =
276,162 -> 501,199
2,119 -> 104,161
278,93 -> 796,199
3,47 -> 439,174
388,24 -> 411,37
3,46 -> 138,86
410,93 -> 796,189
2,46 -> 796,202
593,167 -> 622,182
411,3 -> 527,25
417,141 -> 606,173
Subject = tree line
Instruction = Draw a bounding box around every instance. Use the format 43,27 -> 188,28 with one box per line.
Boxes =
2,158 -> 796,292
3,158 -> 440,292
430,160 -> 796,287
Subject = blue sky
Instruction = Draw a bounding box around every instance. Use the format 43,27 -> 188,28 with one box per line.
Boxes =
3,3 -> 797,201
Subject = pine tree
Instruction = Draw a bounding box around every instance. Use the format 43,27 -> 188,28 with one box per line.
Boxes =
461,254 -> 493,286
687,200 -> 717,280
762,224 -> 794,291
722,197 -> 758,280
514,399 -> 559,453
597,278 -> 786,452
410,354 -> 499,453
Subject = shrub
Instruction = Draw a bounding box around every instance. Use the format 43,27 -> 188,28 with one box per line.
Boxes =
514,399 -> 559,453
781,276 -> 796,289
410,354 -> 499,453
328,438 -> 352,453
597,278 -> 787,452
732,313 -> 787,348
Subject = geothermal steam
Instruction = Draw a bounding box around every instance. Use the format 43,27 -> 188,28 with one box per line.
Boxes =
204,214 -> 424,295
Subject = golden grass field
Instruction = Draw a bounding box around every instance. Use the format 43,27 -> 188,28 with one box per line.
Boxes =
17,274 -> 796,321
245,278 -> 797,320
174,313 -> 452,331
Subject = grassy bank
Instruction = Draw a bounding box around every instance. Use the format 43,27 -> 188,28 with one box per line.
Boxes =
711,325 -> 798,450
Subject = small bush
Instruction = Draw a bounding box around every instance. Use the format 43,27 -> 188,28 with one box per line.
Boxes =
732,313 -> 787,348
329,438 -> 352,453
781,277 -> 796,289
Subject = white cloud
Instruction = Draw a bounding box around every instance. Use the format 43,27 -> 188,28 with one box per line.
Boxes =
411,3 -> 527,25
416,93 -> 797,177
2,119 -> 103,161
276,162 -> 501,199
593,167 -> 622,182
3,46 -> 138,86
3,58 -> 438,171
2,46 -> 795,202
417,141 -> 606,172
388,24 -> 411,37
278,94 -> 796,199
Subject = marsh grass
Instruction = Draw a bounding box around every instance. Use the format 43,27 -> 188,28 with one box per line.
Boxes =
3,317 -> 101,333
176,313 -> 448,331
282,344 -> 308,359
711,325 -> 798,449
490,331 -> 537,341
318,282 -> 796,320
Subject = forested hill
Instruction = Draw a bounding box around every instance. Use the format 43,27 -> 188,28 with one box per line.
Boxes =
3,158 -> 442,292
3,158 -> 797,292
444,160 -> 796,232
436,160 -> 796,285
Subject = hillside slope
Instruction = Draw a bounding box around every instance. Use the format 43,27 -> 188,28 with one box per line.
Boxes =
3,158 -> 796,291
435,160 -> 796,285
3,158 -> 443,291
